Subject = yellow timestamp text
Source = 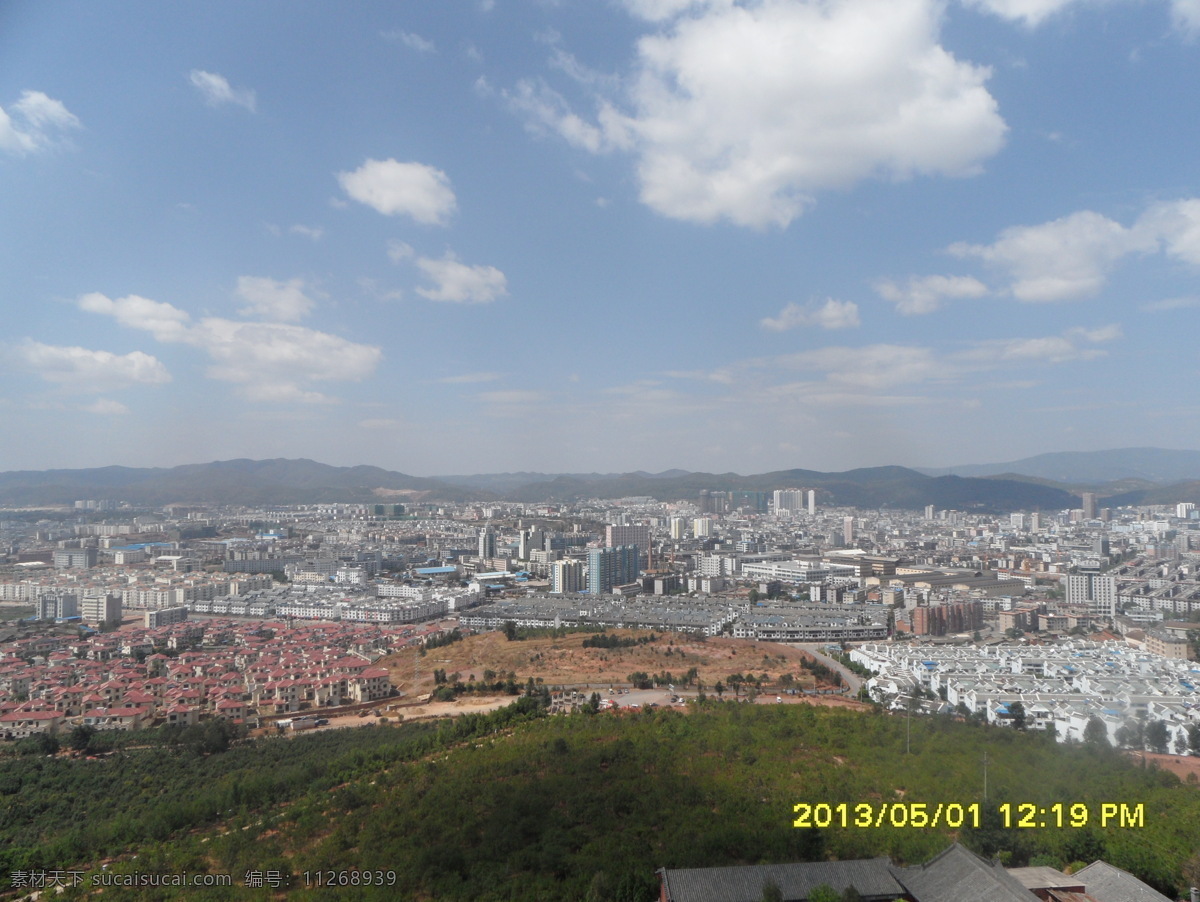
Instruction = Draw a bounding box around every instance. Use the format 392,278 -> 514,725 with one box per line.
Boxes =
792,802 -> 981,829
791,802 -> 1146,830
999,802 -> 1144,829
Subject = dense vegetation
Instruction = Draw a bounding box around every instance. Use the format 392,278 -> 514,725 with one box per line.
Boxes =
3,701 -> 1197,901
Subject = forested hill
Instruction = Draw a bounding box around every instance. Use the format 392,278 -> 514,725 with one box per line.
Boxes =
0,459 -> 1081,511
1,701 -> 1195,900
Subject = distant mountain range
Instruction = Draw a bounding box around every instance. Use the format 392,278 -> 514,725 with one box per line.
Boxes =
917,447 -> 1200,484
1,448 -> 1198,510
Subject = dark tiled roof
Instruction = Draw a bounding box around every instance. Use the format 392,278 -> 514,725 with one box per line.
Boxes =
891,843 -> 1036,902
660,858 -> 905,902
1073,860 -> 1174,902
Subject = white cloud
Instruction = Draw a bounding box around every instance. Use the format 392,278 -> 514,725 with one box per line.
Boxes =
875,274 -> 988,314
963,326 -> 1118,365
289,224 -> 324,240
235,276 -> 316,322
1142,295 -> 1200,311
188,70 -> 256,112
776,344 -> 943,389
383,29 -> 436,53
438,372 -> 501,384
387,240 -> 415,262
83,398 -> 130,416
966,0 -> 1200,35
78,292 -> 192,342
1138,198 -> 1200,264
531,0 -> 1006,228
1172,0 -> 1200,34
760,298 -> 860,331
960,0 -> 1078,27
18,341 -> 171,392
477,390 -> 547,404
949,210 -> 1154,301
620,0 -> 719,22
360,417 -> 404,429
0,91 -> 81,155
79,292 -> 381,403
504,79 -> 623,154
337,158 -> 457,225
415,253 -> 508,303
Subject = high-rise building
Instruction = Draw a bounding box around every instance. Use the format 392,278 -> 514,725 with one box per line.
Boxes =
1010,513 -> 1025,531
606,524 -> 650,550
1066,571 -> 1116,620
519,528 -> 544,561
586,545 -> 639,595
773,489 -> 805,513
693,518 -> 713,538
807,489 -> 816,516
669,517 -> 686,540
550,560 -> 584,594
1029,512 -> 1041,531
842,516 -> 855,546
478,526 -> 496,561
924,505 -> 936,520
1081,492 -> 1099,519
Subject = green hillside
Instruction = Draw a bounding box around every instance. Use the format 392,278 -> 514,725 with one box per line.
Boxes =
2,701 -> 1196,901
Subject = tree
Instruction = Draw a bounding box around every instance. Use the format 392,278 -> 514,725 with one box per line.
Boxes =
808,885 -> 840,902
1083,716 -> 1109,748
503,620 -> 518,641
1188,723 -> 1200,755
1145,719 -> 1169,755
1008,701 -> 1026,730
69,724 -> 96,752
759,879 -> 783,902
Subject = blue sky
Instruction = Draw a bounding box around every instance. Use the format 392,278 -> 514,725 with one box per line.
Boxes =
2,0 -> 1199,477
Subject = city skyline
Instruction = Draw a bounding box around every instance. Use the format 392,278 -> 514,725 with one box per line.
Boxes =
3,1 -> 1199,476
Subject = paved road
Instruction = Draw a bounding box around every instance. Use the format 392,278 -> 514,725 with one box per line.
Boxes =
790,643 -> 864,695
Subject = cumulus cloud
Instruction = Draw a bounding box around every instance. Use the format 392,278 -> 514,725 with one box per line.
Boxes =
415,253 -> 508,303
337,158 -> 457,225
949,210 -> 1155,301
78,292 -> 192,342
79,292 -> 381,403
18,341 -> 171,392
235,276 -> 316,322
188,70 -> 256,111
875,274 -> 988,314
965,0 -> 1200,34
83,398 -> 130,416
517,0 -> 1006,228
760,298 -> 860,331
959,0 -> 1078,27
383,29 -> 436,52
0,91 -> 81,155
1138,198 -> 1200,264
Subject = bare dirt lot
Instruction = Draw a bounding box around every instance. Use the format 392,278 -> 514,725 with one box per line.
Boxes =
1128,750 -> 1200,783
379,629 -> 829,697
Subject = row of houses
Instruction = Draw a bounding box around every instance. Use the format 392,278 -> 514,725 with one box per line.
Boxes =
0,618 -> 425,741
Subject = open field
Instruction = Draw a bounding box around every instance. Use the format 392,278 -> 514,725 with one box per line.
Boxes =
378,628 -> 826,697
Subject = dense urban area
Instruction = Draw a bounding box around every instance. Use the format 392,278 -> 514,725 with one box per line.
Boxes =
3,487 -> 1198,746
